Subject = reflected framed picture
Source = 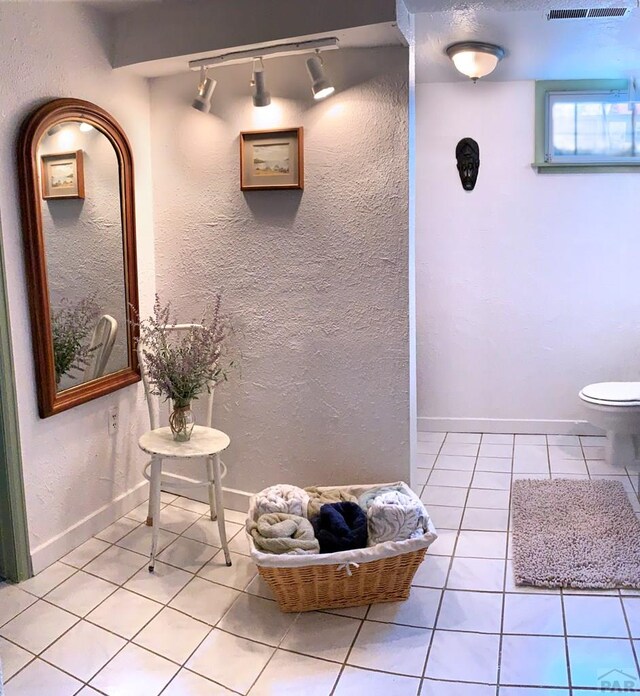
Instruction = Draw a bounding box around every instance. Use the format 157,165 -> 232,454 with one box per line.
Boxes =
240,128 -> 303,191
41,150 -> 85,200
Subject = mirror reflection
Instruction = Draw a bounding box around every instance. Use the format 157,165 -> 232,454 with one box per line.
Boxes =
38,120 -> 128,392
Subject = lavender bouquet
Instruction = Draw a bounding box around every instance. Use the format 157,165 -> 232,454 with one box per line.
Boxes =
136,295 -> 232,440
51,295 -> 101,386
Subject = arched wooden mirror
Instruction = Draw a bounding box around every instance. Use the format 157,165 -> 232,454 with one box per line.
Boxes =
18,98 -> 140,417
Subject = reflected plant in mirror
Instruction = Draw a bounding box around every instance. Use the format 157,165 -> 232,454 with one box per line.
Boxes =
51,294 -> 100,387
135,296 -> 234,442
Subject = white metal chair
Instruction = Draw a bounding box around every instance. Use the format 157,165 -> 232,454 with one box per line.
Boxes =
137,323 -> 232,571
83,314 -> 118,382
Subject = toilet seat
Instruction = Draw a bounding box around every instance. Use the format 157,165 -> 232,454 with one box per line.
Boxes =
579,382 -> 640,407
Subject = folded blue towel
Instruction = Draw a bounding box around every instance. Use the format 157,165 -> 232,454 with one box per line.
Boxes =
312,501 -> 368,554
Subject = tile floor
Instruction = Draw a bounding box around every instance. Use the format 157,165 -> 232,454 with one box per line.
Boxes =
2,432 -> 640,695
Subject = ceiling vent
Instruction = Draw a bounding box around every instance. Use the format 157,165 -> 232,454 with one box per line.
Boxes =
547,7 -> 628,19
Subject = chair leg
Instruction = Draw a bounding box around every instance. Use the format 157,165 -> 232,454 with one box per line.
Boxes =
207,458 -> 217,522
210,453 -> 232,566
149,456 -> 162,572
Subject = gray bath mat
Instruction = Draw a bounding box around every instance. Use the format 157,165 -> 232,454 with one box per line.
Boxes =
511,478 -> 640,589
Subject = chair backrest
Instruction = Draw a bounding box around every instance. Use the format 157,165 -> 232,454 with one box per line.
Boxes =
137,323 -> 216,431
83,314 -> 118,382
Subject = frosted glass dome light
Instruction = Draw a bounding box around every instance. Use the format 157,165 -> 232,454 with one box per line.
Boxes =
446,42 -> 505,82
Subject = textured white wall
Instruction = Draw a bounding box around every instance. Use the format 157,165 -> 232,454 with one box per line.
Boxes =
416,81 -> 640,432
150,47 -> 410,493
0,2 -> 155,568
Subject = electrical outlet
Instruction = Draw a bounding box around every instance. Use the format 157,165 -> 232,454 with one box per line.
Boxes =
108,406 -> 118,436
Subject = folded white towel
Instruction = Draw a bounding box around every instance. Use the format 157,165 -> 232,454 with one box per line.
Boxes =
367,489 -> 429,545
254,484 -> 311,519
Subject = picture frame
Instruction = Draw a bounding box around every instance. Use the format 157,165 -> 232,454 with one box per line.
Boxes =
41,150 -> 85,200
240,128 -> 303,191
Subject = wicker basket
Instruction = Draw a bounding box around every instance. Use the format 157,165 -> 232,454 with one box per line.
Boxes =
248,482 -> 437,613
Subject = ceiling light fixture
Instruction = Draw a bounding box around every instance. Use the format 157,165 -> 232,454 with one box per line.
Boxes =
251,58 -> 271,108
192,67 -> 217,113
446,41 -> 505,82
306,51 -> 335,100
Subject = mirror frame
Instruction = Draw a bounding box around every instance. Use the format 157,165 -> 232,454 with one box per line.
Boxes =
17,98 -> 140,418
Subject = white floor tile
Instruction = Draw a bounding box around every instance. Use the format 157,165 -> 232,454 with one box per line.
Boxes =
475,457 -> 513,473
439,442 -> 478,457
503,593 -> 564,635
548,445 -> 584,461
434,455 -> 476,471
322,604 -> 368,619
158,536 -> 218,574
227,530 -> 252,556
564,595 -> 629,638
90,642 -> 179,696
134,607 -> 210,664
425,630 -> 499,683
124,561 -> 192,603
348,621 -> 431,677
512,458 -> 549,474
417,443 -> 443,456
368,586 -> 441,628
41,620 -> 126,681
217,593 -> 296,646
163,669 -> 234,694
0,600 -> 78,654
622,597 -> 640,638
421,486 -> 468,508
126,500 -> 156,523
117,524 -> 178,556
418,431 -> 446,443
455,530 -> 508,559
466,488 -> 510,509
60,538 -> 110,569
414,468 -> 430,485
478,443 -> 513,458
447,557 -> 505,592
222,509 -> 248,525
548,435 -> 581,446
481,434 -> 514,445
169,577 -> 241,626
45,570 -> 118,617
244,575 -> 276,601
428,469 -> 473,488
17,562 -> 76,598
83,545 -> 148,585
86,588 -> 162,639
549,459 -> 588,474
158,505 -> 203,534
436,589 -> 503,633
499,635 -> 568,686
0,636 -> 33,680
568,637 -> 639,688
249,649 -> 341,695
499,689 -> 567,696
198,551 -> 257,590
583,445 -> 605,460
417,453 -> 437,469
4,658 -> 82,696
280,611 -> 360,663
461,507 -> 509,532
334,666 -> 419,696
514,435 -> 546,445
421,680 -> 495,695
186,628 -> 274,693
445,432 -> 482,444
471,471 -> 511,490
182,517 -> 243,547
0,584 -> 37,627
169,497 -> 212,516
95,517 -> 140,544
427,506 -> 463,530
428,530 -> 457,556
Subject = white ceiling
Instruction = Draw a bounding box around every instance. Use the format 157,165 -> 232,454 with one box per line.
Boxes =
414,4 -> 640,83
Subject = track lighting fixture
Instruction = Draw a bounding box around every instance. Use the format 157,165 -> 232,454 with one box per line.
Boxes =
306,51 -> 335,100
192,67 -> 217,113
251,58 -> 271,107
446,42 -> 505,82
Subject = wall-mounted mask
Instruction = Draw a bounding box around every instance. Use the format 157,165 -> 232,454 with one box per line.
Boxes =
456,137 -> 480,191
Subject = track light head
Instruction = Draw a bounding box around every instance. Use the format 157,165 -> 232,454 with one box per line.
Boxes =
306,54 -> 335,100
192,69 -> 217,113
251,58 -> 271,107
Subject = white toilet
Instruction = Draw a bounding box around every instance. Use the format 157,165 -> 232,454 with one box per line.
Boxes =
579,382 -> 640,469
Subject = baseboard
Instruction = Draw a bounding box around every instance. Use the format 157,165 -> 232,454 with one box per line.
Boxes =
417,417 -> 604,436
30,481 -> 149,574
161,484 -> 251,514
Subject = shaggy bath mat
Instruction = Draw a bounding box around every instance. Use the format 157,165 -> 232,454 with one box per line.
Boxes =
511,478 -> 640,589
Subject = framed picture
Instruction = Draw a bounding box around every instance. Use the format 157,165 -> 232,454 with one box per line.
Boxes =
240,128 -> 303,191
41,150 -> 85,200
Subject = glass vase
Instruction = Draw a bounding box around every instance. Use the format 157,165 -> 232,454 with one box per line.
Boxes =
169,401 -> 195,442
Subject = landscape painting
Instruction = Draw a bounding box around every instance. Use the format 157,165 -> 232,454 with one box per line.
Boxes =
252,142 -> 290,176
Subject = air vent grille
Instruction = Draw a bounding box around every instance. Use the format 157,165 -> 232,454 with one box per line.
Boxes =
547,7 -> 628,19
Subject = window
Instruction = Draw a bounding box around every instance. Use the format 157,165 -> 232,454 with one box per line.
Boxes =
535,80 -> 640,170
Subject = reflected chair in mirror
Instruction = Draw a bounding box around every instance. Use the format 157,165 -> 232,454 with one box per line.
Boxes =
136,324 -> 232,571
83,315 -> 117,382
